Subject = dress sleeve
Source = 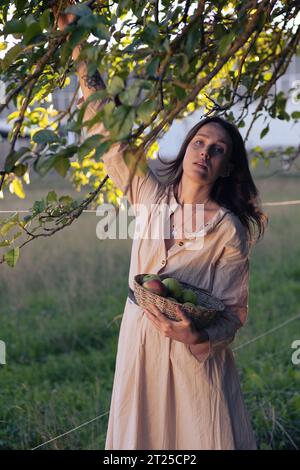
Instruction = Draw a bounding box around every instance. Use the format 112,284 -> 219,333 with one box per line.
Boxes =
76,97 -> 162,211
188,225 -> 250,362
205,228 -> 250,350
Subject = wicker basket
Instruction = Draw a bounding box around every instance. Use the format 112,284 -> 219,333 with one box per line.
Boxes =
134,273 -> 225,329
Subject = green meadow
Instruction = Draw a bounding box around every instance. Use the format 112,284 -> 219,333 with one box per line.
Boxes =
0,168 -> 299,450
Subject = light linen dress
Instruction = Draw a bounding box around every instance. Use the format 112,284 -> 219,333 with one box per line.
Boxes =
77,98 -> 257,450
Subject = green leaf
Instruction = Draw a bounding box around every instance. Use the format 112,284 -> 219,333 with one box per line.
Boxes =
184,24 -> 202,57
58,146 -> 78,159
93,23 -> 111,41
137,100 -> 157,122
174,85 -> 186,100
278,111 -> 290,121
4,147 -> 29,172
119,84 -> 140,106
3,18 -> 26,34
69,27 -> 87,49
214,24 -> 228,40
77,14 -> 97,29
218,32 -> 235,56
140,22 -> 160,45
33,130 -> 59,144
78,135 -> 104,158
291,111 -> 300,119
260,124 -> 269,139
12,231 -> 22,241
146,56 -> 160,77
16,0 -> 27,13
65,4 -> 92,17
13,163 -> 28,177
32,200 -> 46,214
40,9 -> 50,30
23,22 -> 42,45
80,134 -> 104,149
94,141 -> 111,160
46,191 -> 58,204
4,247 -> 20,268
101,101 -> 116,130
0,240 -> 11,247
53,157 -> 70,177
0,220 -> 17,237
60,41 -> 73,65
34,154 -> 57,177
107,76 -> 125,96
59,195 -> 73,205
2,44 -> 24,70
109,106 -> 135,140
123,149 -> 148,178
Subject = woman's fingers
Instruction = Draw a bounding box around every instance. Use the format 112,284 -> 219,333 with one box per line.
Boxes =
146,304 -> 170,324
144,309 -> 160,329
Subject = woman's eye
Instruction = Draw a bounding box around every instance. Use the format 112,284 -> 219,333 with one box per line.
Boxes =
193,141 -> 225,155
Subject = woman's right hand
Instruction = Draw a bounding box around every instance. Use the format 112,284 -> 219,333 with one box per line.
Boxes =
52,0 -> 77,31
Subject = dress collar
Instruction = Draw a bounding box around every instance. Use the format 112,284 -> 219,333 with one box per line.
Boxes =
167,184 -> 231,235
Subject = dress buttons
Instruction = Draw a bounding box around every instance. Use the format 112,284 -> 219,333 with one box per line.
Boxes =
178,241 -> 184,246
161,259 -> 166,265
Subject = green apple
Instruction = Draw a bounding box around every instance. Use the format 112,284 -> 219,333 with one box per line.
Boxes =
162,277 -> 183,300
143,279 -> 168,297
181,289 -> 197,304
143,274 -> 161,283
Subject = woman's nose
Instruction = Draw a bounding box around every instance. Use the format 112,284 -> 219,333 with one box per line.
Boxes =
200,148 -> 210,159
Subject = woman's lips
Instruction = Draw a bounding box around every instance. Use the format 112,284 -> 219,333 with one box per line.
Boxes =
193,162 -> 208,170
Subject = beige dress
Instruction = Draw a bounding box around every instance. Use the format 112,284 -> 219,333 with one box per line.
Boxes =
77,98 -> 258,450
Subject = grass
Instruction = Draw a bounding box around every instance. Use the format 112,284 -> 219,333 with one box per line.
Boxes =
0,171 -> 299,449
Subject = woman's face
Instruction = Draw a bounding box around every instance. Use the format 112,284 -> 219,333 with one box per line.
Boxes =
182,122 -> 233,184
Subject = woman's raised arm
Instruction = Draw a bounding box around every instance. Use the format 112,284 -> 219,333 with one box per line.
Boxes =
52,1 -> 106,103
52,2 -> 162,211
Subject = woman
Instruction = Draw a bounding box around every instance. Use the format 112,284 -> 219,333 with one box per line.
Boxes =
54,5 -> 268,450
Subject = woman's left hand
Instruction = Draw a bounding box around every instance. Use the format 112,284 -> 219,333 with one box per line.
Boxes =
143,303 -> 204,345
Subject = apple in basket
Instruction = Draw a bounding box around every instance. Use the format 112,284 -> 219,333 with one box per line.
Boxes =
181,289 -> 198,305
161,278 -> 182,301
143,274 -> 161,282
142,277 -> 168,297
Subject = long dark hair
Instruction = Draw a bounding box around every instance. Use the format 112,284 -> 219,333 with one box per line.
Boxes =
155,115 -> 268,245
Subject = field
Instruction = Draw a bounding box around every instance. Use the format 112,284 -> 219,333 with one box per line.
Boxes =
0,168 -> 300,450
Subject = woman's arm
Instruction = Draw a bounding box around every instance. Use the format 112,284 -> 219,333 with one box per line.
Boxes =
52,2 -> 162,211
73,43 -> 107,101
204,228 -> 250,351
52,2 -> 106,102
188,225 -> 250,362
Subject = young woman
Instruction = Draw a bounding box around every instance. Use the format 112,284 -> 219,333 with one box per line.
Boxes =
54,4 -> 268,450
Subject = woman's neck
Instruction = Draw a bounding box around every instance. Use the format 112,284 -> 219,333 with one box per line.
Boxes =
176,177 -> 213,206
